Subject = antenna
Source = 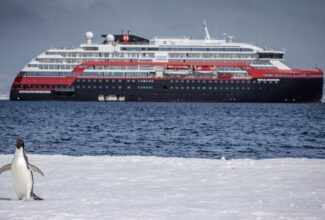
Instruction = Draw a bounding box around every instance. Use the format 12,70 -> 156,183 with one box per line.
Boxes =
214,28 -> 218,39
203,19 -> 211,40
228,35 -> 234,43
222,33 -> 228,42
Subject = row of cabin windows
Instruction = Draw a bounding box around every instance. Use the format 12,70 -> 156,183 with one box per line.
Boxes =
18,80 -> 277,90
77,79 -> 154,83
170,80 -> 253,84
23,71 -> 75,76
121,47 -> 254,52
169,53 -> 256,59
74,85 -> 252,90
44,52 -> 154,58
170,86 -> 252,90
31,58 -> 262,68
82,72 -> 149,77
76,79 -> 278,84
40,53 -> 255,62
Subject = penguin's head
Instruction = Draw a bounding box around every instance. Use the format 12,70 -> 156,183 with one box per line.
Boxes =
16,139 -> 24,149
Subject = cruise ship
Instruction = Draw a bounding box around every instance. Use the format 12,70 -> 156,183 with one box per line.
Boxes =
10,23 -> 323,102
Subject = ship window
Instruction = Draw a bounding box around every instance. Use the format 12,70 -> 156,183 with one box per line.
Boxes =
220,86 -> 223,89
192,87 -> 195,89
82,85 -> 86,88
99,80 -> 102,83
88,86 -> 91,89
186,80 -> 190,83
209,87 -> 212,90
112,80 -> 115,82
258,52 -> 283,59
118,86 -> 122,89
197,86 -> 200,89
99,86 -> 102,89
127,86 -> 131,89
186,86 -> 190,89
105,86 -> 109,89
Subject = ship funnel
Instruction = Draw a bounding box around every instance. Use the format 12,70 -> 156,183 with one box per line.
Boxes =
85,31 -> 94,44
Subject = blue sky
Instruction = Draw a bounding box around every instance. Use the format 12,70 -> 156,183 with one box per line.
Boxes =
1,0 -> 324,97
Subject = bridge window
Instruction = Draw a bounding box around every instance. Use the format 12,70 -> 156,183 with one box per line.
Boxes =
258,52 -> 283,59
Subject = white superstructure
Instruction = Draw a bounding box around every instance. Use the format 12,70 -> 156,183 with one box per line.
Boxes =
22,23 -> 289,78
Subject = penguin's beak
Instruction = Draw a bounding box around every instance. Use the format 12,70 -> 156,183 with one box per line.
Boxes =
16,139 -> 24,149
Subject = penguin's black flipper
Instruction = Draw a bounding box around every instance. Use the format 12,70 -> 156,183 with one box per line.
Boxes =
31,193 -> 43,200
28,164 -> 44,176
0,164 -> 11,174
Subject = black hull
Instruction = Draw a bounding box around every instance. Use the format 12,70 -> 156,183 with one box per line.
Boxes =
10,78 -> 323,103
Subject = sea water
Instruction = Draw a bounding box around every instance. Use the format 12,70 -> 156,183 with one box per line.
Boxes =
0,101 -> 324,159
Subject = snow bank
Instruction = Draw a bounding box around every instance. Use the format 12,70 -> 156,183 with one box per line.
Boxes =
0,155 -> 325,220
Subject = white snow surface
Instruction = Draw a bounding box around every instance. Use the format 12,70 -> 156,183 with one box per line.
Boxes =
0,155 -> 325,220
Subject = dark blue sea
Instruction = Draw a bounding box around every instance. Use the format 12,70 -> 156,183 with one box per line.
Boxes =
0,101 -> 324,159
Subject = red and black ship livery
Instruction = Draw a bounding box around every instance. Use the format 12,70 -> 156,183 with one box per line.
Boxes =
10,61 -> 324,102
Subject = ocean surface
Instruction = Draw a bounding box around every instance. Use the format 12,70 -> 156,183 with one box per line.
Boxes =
0,101 -> 324,159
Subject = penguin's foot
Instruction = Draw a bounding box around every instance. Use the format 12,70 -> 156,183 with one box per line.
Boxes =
31,193 -> 43,200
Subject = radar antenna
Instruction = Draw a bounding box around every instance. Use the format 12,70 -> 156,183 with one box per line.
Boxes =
203,19 -> 211,40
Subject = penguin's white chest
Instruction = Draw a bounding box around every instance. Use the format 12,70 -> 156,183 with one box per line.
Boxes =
11,157 -> 33,199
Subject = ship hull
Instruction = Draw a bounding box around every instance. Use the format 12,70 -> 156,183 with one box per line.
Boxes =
10,77 -> 323,103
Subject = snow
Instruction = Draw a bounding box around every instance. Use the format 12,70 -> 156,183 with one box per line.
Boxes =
0,155 -> 325,220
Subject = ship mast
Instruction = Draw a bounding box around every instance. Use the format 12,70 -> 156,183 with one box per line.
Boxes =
203,20 -> 211,40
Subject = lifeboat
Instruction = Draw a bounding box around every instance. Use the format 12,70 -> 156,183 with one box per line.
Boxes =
165,65 -> 191,75
194,65 -> 215,74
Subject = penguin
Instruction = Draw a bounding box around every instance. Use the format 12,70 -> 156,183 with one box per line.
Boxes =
0,139 -> 44,201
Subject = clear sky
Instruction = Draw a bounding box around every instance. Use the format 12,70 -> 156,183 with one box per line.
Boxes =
0,0 -> 324,97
